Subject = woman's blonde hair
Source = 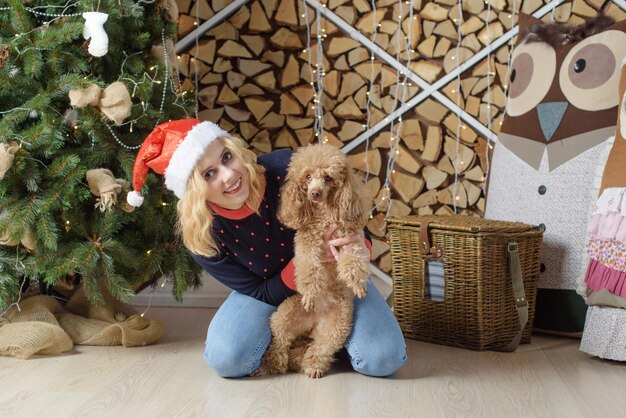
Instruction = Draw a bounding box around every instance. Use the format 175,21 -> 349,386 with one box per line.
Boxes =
176,135 -> 266,257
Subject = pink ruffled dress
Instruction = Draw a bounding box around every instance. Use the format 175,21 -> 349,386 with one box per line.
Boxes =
585,188 -> 626,298
581,187 -> 626,361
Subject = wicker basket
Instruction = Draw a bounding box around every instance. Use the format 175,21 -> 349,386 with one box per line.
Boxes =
387,215 -> 543,351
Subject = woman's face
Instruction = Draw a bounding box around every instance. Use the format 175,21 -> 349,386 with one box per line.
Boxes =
197,140 -> 250,210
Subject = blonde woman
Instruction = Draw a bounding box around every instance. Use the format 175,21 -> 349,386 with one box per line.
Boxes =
128,119 -> 406,377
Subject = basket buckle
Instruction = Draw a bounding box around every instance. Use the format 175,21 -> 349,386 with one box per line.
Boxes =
428,244 -> 442,258
420,220 -> 442,258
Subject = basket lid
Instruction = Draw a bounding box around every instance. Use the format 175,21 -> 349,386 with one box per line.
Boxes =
386,214 -> 543,234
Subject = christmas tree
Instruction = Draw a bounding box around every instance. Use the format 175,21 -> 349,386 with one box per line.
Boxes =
0,0 -> 201,309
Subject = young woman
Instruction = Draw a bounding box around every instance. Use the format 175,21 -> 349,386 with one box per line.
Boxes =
128,119 -> 407,377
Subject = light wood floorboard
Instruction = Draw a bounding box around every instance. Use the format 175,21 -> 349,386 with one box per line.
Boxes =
1,306 -> 625,418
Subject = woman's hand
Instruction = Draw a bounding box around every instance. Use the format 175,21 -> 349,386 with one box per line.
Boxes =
323,224 -> 368,261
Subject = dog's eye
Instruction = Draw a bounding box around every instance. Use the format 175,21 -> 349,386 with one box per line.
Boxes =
324,175 -> 332,182
306,175 -> 311,180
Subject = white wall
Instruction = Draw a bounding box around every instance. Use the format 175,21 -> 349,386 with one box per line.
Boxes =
133,272 -> 230,308
133,267 -> 392,308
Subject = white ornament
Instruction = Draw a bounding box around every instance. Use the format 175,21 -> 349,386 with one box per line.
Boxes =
82,12 -> 109,57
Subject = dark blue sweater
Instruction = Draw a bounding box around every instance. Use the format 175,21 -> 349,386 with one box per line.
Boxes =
191,149 -> 298,306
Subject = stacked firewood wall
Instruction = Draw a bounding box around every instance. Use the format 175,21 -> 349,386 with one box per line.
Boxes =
175,0 -> 626,273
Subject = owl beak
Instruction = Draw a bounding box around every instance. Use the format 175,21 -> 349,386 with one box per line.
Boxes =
537,102 -> 568,142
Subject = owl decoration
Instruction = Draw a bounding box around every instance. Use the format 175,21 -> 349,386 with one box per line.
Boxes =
579,59 -> 626,361
486,14 -> 626,334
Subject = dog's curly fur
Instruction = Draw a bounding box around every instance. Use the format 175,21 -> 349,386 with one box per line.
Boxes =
254,143 -> 371,378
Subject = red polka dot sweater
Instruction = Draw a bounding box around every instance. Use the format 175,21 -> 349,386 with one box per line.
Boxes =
191,149 -> 298,306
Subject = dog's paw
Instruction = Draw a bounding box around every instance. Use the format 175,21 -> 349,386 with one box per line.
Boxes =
304,366 -> 325,379
341,272 -> 368,299
352,282 -> 367,299
301,294 -> 315,311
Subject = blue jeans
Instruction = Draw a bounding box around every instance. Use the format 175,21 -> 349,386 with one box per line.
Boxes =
204,279 -> 407,377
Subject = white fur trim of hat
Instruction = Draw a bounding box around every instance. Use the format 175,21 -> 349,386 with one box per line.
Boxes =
164,122 -> 229,199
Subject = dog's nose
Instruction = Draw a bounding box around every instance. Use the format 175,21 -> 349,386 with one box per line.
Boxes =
310,190 -> 320,199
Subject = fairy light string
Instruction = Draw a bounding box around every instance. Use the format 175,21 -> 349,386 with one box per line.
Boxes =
481,0 -> 494,207
0,1 -> 81,19
452,0 -> 464,213
493,2 -> 520,204
363,0 -> 380,195
380,0 -> 410,218
313,4 -> 325,143
2,3 -> 184,149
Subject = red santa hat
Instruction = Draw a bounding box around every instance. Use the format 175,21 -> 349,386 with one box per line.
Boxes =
127,119 -> 229,207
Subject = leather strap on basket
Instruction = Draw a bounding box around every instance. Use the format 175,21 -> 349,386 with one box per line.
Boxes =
419,221 -> 442,258
501,242 -> 529,352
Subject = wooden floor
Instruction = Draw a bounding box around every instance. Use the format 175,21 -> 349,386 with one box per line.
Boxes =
1,307 -> 625,418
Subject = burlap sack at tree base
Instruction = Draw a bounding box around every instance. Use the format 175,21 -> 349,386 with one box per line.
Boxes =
0,319 -> 73,359
0,287 -> 165,359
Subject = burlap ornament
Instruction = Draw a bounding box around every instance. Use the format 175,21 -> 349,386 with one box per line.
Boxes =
0,45 -> 9,68
69,81 -> 132,125
0,222 -> 36,250
157,0 -> 179,23
0,141 -> 19,179
69,84 -> 101,107
151,38 -> 179,80
86,168 -> 135,212
0,287 -> 165,359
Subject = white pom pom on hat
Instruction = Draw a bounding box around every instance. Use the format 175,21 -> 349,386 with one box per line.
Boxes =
127,119 -> 228,207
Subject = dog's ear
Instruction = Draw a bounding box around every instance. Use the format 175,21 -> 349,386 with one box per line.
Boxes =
336,167 -> 370,226
278,173 -> 314,228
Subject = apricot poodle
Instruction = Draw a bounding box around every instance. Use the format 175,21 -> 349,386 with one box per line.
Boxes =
255,143 -> 371,378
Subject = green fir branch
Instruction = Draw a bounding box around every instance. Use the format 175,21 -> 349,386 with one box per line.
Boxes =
34,213 -> 59,251
6,0 -> 33,35
0,272 -> 21,310
105,272 -> 134,303
21,47 -> 43,79
80,268 -> 104,306
47,154 -> 80,179
36,20 -> 83,50
0,0 -> 196,306
101,238 -> 140,270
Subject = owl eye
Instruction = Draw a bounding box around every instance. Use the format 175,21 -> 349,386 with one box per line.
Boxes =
574,59 -> 586,73
560,30 -> 626,111
505,42 -> 556,117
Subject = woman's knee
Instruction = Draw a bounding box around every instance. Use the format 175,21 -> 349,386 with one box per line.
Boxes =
348,339 -> 407,377
202,291 -> 276,377
204,349 -> 248,378
204,333 -> 270,378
